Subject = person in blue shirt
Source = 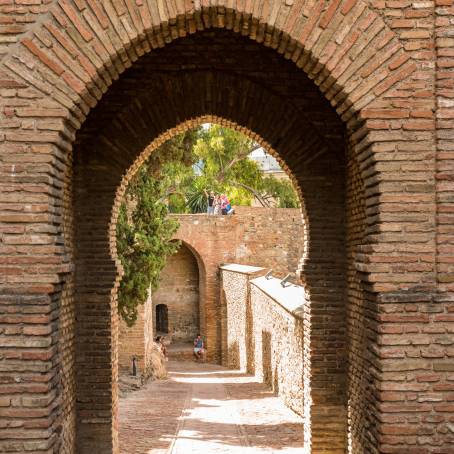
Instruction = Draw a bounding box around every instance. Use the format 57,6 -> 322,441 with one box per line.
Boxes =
193,334 -> 205,361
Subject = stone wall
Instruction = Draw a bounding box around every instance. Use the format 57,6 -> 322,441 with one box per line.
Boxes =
118,206 -> 304,377
220,265 -> 306,417
220,264 -> 265,370
173,207 -> 304,277
170,207 -> 304,361
118,288 -> 153,378
119,208 -> 304,368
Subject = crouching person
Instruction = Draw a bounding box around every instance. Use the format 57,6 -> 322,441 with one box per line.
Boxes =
149,336 -> 168,379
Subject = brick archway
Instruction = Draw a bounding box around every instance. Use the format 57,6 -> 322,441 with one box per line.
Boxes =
106,103 -> 343,450
111,116 -> 307,368
110,115 -> 306,271
0,1 -> 447,454
168,238 -> 208,351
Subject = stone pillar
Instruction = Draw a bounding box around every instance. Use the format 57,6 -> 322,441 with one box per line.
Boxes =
297,155 -> 348,454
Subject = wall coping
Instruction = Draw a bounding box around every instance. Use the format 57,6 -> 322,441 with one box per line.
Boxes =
168,207 -> 302,220
219,263 -> 266,275
250,276 -> 305,318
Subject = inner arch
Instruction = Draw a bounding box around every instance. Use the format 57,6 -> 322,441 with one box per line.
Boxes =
70,28 -> 366,454
109,114 -> 306,266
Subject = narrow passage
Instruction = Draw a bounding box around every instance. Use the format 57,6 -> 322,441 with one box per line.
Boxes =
119,361 -> 304,454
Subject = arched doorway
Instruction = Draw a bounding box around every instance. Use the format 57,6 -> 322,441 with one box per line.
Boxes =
86,30 -> 351,449
73,55 -> 349,449
155,304 -> 169,334
153,243 -> 200,341
0,2 -> 439,454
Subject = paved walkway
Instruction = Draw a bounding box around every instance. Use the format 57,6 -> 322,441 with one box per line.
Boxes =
119,360 -> 305,454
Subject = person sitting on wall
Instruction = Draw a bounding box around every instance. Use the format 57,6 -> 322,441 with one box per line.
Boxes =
214,194 -> 222,216
204,189 -> 215,215
193,334 -> 205,361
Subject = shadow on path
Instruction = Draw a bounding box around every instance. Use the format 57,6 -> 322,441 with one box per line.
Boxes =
119,360 -> 305,454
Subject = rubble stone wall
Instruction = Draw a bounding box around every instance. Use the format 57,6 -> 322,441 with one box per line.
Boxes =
220,266 -> 305,417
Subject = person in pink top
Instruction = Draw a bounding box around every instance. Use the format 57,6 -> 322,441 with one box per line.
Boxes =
220,194 -> 229,215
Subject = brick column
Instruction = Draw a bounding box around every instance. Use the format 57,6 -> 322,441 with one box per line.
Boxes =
297,155 -> 348,454
73,156 -> 122,453
0,123 -> 74,454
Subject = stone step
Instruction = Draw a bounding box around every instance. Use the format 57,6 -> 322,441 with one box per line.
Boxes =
167,341 -> 209,362
168,349 -> 195,361
167,342 -> 195,361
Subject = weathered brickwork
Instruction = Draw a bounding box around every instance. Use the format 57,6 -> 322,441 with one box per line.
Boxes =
152,243 -> 200,342
119,208 -> 304,377
345,138 -> 369,453
0,1 -> 452,453
118,208 -> 304,375
220,265 -> 306,420
174,207 -> 304,277
170,208 -> 303,361
220,265 -> 266,371
250,278 -> 306,418
118,288 -> 153,378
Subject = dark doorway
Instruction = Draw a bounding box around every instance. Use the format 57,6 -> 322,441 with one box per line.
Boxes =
156,304 -> 169,333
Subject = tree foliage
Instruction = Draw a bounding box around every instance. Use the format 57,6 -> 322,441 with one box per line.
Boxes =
160,124 -> 300,212
116,166 -> 187,326
260,176 -> 301,208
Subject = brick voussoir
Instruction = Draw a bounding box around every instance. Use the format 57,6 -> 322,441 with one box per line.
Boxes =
0,1 -> 449,453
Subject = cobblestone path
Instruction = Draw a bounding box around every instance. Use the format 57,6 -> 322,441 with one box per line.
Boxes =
119,360 -> 305,454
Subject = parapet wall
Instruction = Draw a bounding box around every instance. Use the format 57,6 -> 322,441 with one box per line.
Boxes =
219,264 -> 265,370
171,206 -> 304,278
220,264 -> 305,417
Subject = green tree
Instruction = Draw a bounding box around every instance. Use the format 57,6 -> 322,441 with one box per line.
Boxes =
192,125 -> 262,206
159,124 -> 300,211
117,169 -> 180,326
116,130 -> 202,325
260,176 -> 301,208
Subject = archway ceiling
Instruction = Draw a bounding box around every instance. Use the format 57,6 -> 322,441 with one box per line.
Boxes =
75,30 -> 345,176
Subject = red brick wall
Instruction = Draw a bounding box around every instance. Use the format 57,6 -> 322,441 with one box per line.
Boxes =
152,243 -> 200,342
0,1 -> 452,453
170,208 -> 305,360
118,288 -> 152,376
